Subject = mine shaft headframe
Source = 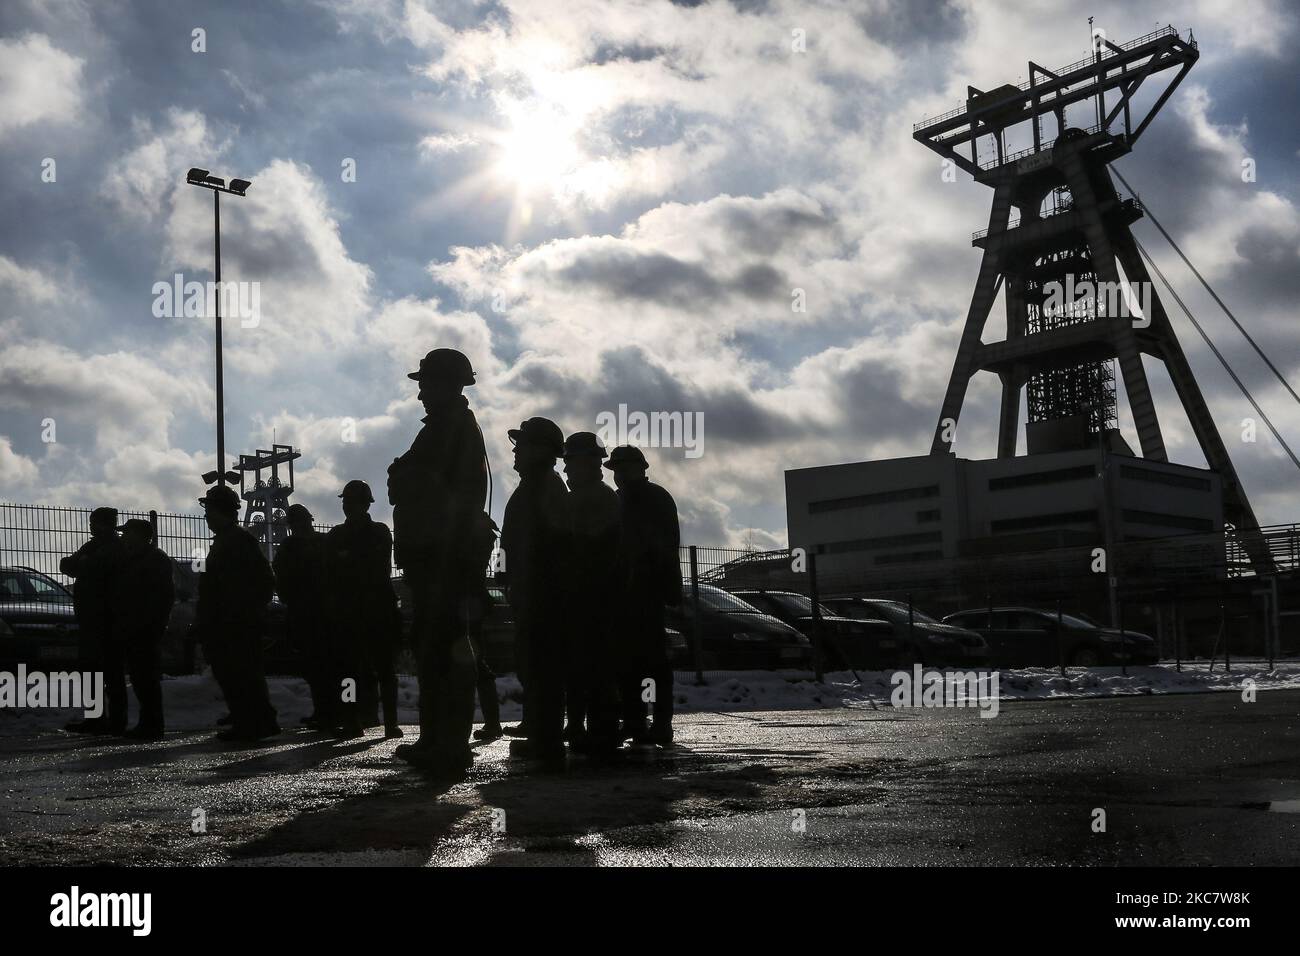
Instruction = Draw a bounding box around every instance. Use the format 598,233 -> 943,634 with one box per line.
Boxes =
913,26 -> 1198,181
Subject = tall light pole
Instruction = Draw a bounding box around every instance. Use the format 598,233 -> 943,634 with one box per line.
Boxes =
185,168 -> 252,487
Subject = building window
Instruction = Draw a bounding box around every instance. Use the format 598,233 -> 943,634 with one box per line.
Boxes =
1121,510 -> 1214,533
875,550 -> 944,565
808,484 -> 939,514
987,464 -> 1096,491
822,531 -> 943,554
989,510 -> 1096,534
916,509 -> 942,523
1119,465 -> 1212,492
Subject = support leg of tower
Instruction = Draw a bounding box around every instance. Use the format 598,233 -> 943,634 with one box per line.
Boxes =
930,180 -> 1016,455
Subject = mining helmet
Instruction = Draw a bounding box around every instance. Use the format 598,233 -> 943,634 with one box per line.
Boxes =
285,503 -> 314,524
603,445 -> 649,470
198,484 -> 241,513
118,518 -> 154,540
339,479 -> 375,502
563,431 -> 607,459
508,417 -> 565,457
408,348 -> 475,386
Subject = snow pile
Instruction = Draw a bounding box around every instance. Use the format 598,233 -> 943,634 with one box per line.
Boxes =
2,662 -> 1296,734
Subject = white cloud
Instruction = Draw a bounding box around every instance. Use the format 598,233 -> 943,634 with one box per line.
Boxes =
0,33 -> 84,139
100,109 -> 223,221
0,255 -> 61,304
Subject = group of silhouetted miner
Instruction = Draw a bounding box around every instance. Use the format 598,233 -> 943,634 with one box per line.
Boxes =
60,509 -> 175,740
60,346 -> 682,775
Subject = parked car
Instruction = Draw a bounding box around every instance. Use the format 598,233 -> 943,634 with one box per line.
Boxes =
941,606 -> 1158,667
0,565 -> 80,669
667,585 -> 812,670
731,589 -> 900,668
822,597 -> 988,667
0,561 -> 264,676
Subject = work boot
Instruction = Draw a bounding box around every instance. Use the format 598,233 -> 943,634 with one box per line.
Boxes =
644,724 -> 674,747
472,724 -> 504,742
384,725 -> 404,739
394,738 -> 435,763
332,721 -> 365,740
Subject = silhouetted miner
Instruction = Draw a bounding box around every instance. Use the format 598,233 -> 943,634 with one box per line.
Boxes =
325,479 -> 402,739
273,503 -> 329,729
60,507 -> 124,734
111,519 -> 174,740
388,348 -> 487,776
606,446 -> 682,746
196,484 -> 279,743
560,431 -> 622,753
501,417 -> 570,765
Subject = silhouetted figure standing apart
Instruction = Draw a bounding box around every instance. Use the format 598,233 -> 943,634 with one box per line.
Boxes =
196,484 -> 279,743
60,507 -> 124,734
111,519 -> 175,740
501,417 -> 570,765
273,504 -> 329,729
325,480 -> 402,740
607,446 -> 682,746
561,432 -> 622,753
389,348 -> 487,777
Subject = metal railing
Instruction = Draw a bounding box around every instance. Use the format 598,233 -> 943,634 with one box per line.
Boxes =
914,27 -> 1184,131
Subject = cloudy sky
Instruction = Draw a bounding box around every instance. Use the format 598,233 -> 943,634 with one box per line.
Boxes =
1,0 -> 1297,545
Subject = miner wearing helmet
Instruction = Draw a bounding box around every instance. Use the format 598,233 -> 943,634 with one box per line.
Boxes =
605,446 -> 682,746
324,480 -> 401,739
196,483 -> 279,743
272,502 -> 329,729
110,518 -> 175,740
559,431 -> 622,753
388,348 -> 488,776
500,416 -> 570,765
60,506 -> 125,734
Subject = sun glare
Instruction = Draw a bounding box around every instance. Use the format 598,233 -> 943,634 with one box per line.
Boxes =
492,100 -> 581,195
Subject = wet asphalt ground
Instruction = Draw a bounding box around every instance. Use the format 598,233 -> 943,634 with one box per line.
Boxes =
2,689 -> 1298,866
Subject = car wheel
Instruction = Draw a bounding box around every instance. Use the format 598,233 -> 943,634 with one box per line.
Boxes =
1071,647 -> 1100,668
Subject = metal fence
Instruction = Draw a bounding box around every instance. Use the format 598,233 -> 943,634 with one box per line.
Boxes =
4,502 -> 1296,677
0,502 -> 346,585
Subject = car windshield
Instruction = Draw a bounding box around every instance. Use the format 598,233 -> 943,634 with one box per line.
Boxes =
1057,612 -> 1097,629
697,587 -> 762,614
767,593 -> 816,616
26,573 -> 71,602
864,601 -> 940,626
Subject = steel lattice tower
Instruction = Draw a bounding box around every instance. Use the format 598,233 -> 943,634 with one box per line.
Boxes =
913,26 -> 1265,538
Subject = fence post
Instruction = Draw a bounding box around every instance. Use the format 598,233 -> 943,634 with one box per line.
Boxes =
907,592 -> 915,665
1173,586 -> 1181,673
1118,593 -> 1127,676
1221,600 -> 1230,673
148,509 -> 159,546
688,546 -> 704,686
808,551 -> 825,683
1057,597 -> 1065,677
